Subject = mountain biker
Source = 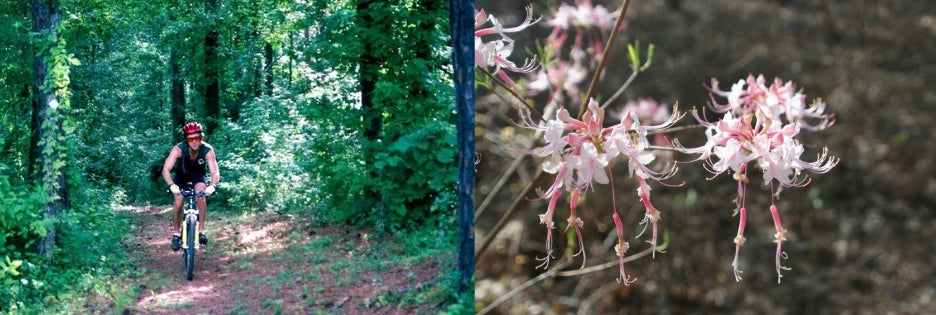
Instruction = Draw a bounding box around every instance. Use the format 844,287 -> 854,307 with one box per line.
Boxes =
161,121 -> 220,251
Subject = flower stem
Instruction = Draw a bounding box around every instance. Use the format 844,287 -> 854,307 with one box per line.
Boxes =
580,0 -> 632,117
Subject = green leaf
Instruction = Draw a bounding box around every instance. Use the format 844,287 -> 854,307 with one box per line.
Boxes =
435,150 -> 453,163
8,259 -> 21,276
640,43 -> 655,72
628,41 -> 640,69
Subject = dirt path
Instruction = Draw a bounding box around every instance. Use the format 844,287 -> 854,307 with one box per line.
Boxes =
120,205 -> 450,314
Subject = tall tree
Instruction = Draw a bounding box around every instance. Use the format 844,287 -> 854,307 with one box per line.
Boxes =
263,42 -> 274,95
356,0 -> 384,218
170,48 -> 186,140
169,10 -> 186,142
356,0 -> 381,143
31,0 -> 69,264
204,0 -> 221,135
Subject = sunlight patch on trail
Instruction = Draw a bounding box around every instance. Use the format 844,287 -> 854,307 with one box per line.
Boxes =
113,205 -> 171,215
137,283 -> 216,309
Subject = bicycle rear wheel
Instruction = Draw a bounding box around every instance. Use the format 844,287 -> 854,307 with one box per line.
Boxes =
185,217 -> 196,281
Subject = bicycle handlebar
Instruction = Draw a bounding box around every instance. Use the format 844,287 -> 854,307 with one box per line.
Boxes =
166,188 -> 212,197
167,182 -> 216,197
179,189 -> 207,197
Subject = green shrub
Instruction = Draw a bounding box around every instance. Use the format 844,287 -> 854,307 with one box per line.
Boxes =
373,120 -> 457,228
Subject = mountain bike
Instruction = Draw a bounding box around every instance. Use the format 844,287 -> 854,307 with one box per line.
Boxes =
178,188 -> 204,281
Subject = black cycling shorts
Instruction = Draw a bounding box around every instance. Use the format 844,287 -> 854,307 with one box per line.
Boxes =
174,174 -> 206,190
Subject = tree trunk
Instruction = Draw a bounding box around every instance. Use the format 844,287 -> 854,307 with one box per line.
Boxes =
287,33 -> 294,91
170,48 -> 186,142
32,0 -> 68,265
28,90 -> 41,177
168,7 -> 186,141
356,0 -> 384,220
356,0 -> 382,142
450,0 -> 475,294
229,94 -> 242,122
263,41 -> 274,96
204,0 -> 220,135
252,57 -> 262,98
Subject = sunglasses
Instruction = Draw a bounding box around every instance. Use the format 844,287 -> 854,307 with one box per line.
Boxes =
186,136 -> 203,142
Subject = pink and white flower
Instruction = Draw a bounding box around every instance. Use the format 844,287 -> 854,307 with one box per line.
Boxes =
475,7 -> 541,90
529,97 -> 683,278
680,74 -> 839,283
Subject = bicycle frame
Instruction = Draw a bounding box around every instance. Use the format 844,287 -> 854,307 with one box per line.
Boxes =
179,188 -> 204,281
180,189 -> 201,250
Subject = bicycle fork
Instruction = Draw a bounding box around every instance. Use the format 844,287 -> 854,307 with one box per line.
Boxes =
181,212 -> 200,250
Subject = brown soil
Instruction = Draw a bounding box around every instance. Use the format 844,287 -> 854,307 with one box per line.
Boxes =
120,205 -> 448,314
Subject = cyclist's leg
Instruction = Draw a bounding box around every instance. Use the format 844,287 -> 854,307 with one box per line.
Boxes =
173,194 -> 184,231
170,181 -> 187,251
194,181 -> 207,229
172,177 -> 194,233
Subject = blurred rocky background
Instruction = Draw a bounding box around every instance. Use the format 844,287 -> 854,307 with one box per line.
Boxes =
474,0 -> 936,314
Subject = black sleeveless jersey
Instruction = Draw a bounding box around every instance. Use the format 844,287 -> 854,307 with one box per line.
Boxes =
175,142 -> 213,176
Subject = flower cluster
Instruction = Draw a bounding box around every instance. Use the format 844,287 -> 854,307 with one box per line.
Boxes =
528,1 -> 621,106
475,6 -> 540,90
531,98 -> 683,283
545,0 -> 620,63
677,74 -> 838,283
477,2 -> 840,286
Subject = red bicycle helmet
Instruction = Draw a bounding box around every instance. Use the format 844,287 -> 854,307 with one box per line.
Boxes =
182,122 -> 203,136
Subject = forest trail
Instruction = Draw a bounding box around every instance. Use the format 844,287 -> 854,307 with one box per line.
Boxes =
116,205 -> 447,314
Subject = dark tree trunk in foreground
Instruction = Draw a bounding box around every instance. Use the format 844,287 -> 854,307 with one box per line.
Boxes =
451,0 -> 475,293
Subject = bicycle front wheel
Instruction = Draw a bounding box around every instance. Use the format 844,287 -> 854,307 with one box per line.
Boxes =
185,217 -> 196,281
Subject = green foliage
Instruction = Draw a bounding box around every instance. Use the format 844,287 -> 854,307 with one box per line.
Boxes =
0,173 -> 38,308
0,0 -> 460,310
299,110 -> 369,223
439,289 -> 475,315
0,165 -> 45,258
374,120 -> 457,226
0,5 -> 32,178
39,36 -> 80,101
0,160 -> 133,312
308,2 -> 362,74
1,256 -> 23,278
302,0 -> 456,231
61,0 -> 172,202
627,41 -> 655,72
293,76 -> 369,223
211,96 -> 321,214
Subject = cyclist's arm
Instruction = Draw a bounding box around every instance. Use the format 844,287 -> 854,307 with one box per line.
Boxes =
162,146 -> 182,186
206,149 -> 220,186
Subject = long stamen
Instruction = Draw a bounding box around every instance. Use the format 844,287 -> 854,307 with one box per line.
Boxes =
769,182 -> 791,283
536,190 -> 560,269
566,188 -> 586,269
769,203 -> 791,283
732,207 -> 748,281
612,212 -> 635,285
636,177 -> 661,258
